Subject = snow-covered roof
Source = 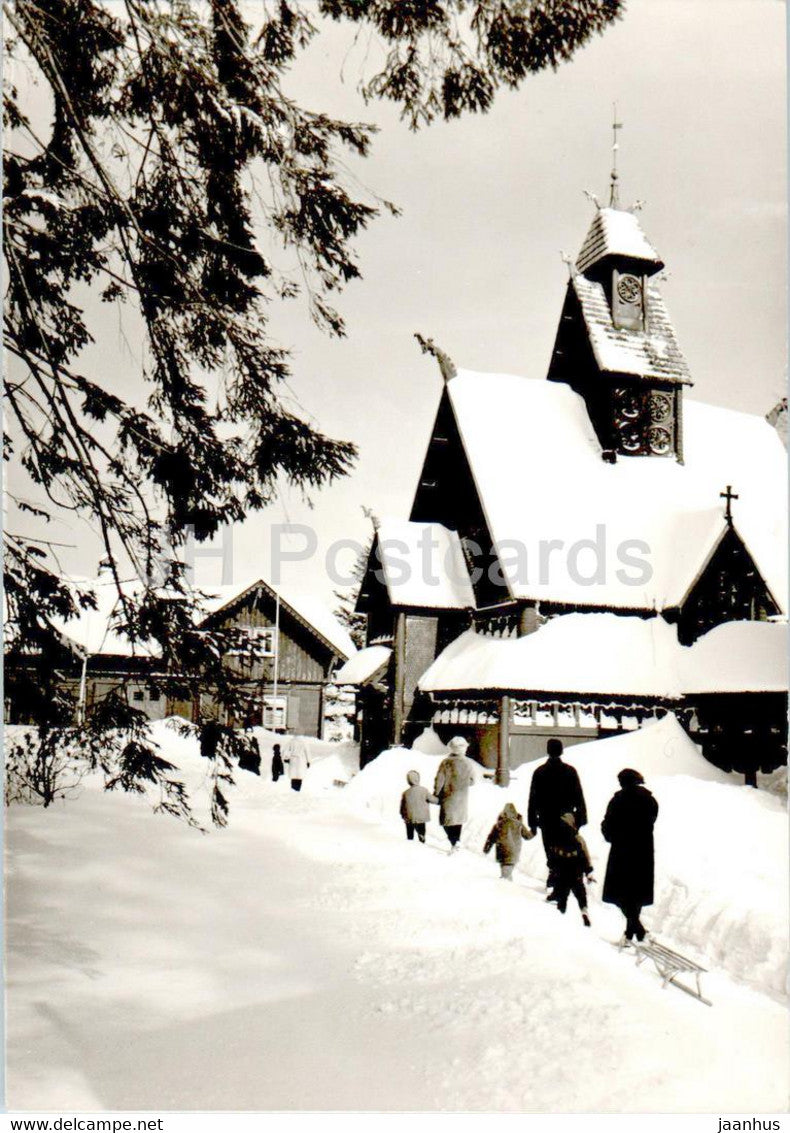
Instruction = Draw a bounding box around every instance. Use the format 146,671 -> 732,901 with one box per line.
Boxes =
53,578 -> 161,659
419,614 -> 681,699
572,274 -> 692,385
335,644 -> 392,686
662,509 -> 729,609
200,579 -> 356,660
576,207 -> 664,275
445,371 -> 787,612
680,621 -> 789,694
372,520 -> 475,610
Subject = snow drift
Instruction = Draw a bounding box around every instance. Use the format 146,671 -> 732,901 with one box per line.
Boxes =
343,715 -> 788,999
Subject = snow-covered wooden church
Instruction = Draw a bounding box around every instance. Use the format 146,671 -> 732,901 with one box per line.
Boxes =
337,187 -> 788,783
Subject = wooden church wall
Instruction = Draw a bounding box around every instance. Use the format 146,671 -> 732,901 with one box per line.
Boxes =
689,691 -> 788,779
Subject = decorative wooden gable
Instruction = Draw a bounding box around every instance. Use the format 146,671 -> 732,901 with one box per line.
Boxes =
672,525 -> 780,645
409,387 -> 504,608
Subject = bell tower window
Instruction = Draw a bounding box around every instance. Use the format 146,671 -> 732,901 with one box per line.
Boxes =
612,385 -> 676,457
612,269 -> 645,330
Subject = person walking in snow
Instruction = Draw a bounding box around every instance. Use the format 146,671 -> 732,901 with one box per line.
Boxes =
238,729 -> 261,775
528,738 -> 587,899
284,735 -> 310,792
549,812 -> 593,926
601,768 -> 659,944
399,770 -> 438,843
433,736 -> 474,851
271,742 -> 284,783
483,802 -> 535,879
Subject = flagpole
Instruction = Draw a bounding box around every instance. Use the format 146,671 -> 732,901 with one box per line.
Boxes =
272,589 -> 280,730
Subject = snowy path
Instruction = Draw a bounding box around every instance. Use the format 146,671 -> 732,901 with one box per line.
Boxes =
6,776 -> 788,1112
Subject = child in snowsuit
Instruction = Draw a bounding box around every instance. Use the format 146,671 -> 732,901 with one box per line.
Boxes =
483,802 -> 535,879
399,771 -> 438,843
271,743 -> 284,782
550,812 -> 593,925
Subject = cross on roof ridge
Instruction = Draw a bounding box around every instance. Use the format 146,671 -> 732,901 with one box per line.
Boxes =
720,484 -> 739,523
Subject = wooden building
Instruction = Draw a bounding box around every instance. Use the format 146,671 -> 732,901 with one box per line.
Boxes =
180,579 -> 354,736
338,199 -> 787,779
5,577 -> 354,739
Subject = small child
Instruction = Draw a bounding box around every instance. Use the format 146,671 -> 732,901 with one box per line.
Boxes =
483,802 -> 535,880
399,770 -> 438,843
550,812 -> 594,926
271,743 -> 284,782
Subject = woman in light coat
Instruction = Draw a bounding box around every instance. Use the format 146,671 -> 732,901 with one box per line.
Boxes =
433,736 -> 474,851
284,736 -> 310,792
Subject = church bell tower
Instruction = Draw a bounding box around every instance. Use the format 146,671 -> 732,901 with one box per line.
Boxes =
547,117 -> 693,461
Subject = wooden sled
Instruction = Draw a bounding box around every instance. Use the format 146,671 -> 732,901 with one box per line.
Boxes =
631,939 -> 712,1006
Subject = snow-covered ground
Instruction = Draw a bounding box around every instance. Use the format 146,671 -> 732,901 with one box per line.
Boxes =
5,718 -> 788,1111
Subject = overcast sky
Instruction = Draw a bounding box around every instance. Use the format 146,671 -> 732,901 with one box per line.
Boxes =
9,0 -> 787,610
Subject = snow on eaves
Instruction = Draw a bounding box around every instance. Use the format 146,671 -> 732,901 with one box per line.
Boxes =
53,577 -> 161,660
420,613 -> 789,700
680,621 -> 789,694
573,275 -> 691,385
419,614 -> 681,699
335,644 -> 392,686
575,207 -> 664,275
374,519 -> 476,610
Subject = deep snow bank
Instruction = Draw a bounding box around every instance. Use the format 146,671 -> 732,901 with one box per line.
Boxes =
344,716 -> 788,999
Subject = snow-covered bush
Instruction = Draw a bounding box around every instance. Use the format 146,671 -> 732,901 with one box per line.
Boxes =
5,730 -> 86,808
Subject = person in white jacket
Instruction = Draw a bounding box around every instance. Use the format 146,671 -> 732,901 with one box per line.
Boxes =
284,736 -> 310,792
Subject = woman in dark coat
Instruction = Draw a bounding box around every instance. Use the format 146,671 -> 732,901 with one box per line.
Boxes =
601,768 -> 659,943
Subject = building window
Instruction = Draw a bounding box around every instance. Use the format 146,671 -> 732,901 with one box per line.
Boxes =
148,688 -> 161,702
263,696 -> 287,731
132,690 -> 145,703
229,626 -> 276,657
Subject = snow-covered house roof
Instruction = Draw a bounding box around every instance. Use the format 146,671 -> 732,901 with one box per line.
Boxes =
200,579 -> 355,660
53,578 -> 161,660
572,274 -> 692,385
444,371 -> 787,612
680,621 -> 789,694
575,207 -> 664,275
335,644 -> 392,686
370,520 -> 476,610
419,614 -> 681,699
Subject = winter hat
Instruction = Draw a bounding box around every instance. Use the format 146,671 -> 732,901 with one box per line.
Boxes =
502,802 -> 518,819
560,811 -> 577,829
618,768 -> 645,788
407,770 -> 420,786
447,736 -> 469,755
546,738 -> 564,758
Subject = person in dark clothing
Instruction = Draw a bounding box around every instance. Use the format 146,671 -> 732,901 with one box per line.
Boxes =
271,743 -> 284,783
549,812 -> 593,925
399,770 -> 438,843
601,768 -> 659,943
483,802 -> 535,879
527,738 -> 587,898
237,730 -> 261,775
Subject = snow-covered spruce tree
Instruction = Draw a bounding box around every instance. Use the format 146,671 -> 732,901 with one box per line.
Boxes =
3,0 -> 624,824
